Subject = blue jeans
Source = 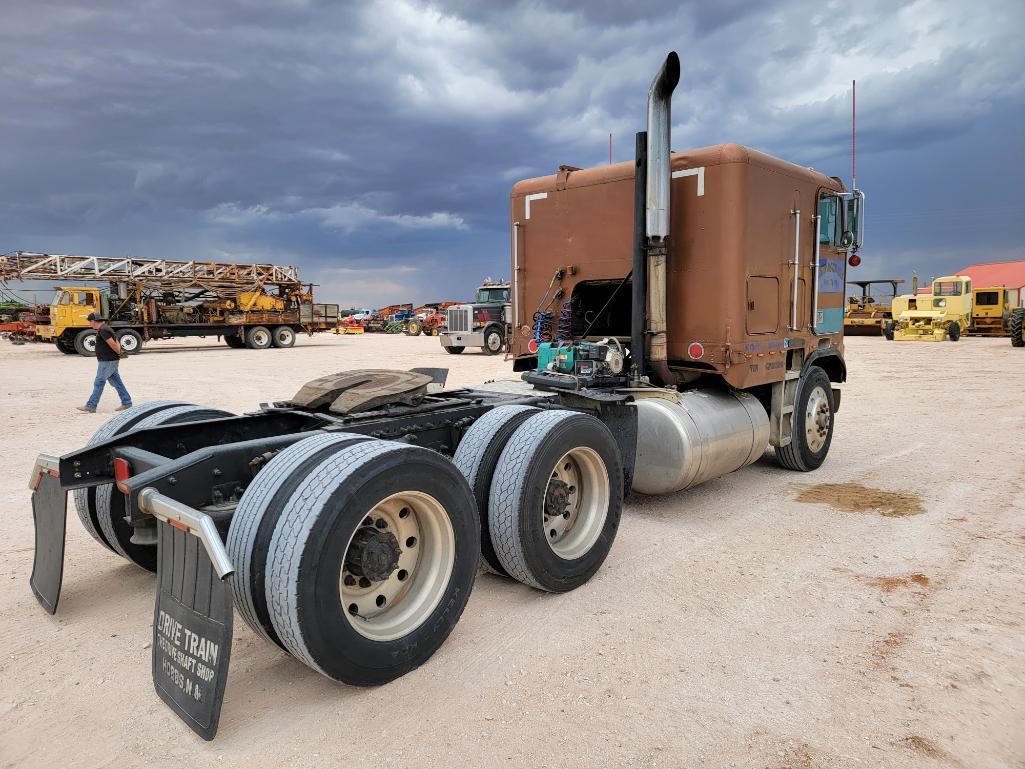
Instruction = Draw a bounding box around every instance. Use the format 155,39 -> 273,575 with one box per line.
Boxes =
86,360 -> 132,409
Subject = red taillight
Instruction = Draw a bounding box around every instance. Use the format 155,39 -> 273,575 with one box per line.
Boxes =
113,458 -> 132,493
848,254 -> 862,267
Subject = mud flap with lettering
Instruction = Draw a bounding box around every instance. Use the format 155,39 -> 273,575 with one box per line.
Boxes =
152,519 -> 233,741
29,465 -> 67,615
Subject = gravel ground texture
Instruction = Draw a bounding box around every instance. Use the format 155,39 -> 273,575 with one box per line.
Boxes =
1,332 -> 1023,769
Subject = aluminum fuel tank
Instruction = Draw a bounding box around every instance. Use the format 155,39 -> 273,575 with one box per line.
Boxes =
631,389 -> 770,495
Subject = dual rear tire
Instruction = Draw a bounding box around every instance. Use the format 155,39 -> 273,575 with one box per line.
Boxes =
226,326 -> 296,349
453,407 -> 624,592
227,437 -> 480,685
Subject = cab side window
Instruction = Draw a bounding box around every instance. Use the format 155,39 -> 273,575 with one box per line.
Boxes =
818,197 -> 838,244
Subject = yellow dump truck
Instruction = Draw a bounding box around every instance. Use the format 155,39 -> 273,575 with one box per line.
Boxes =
886,276 -> 972,342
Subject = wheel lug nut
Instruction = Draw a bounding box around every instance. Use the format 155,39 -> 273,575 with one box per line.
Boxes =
343,574 -> 356,587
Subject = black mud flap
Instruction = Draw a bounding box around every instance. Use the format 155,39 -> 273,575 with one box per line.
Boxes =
30,469 -> 67,615
153,520 -> 233,741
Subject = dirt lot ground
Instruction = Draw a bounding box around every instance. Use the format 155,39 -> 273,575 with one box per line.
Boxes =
1,333 -> 1023,768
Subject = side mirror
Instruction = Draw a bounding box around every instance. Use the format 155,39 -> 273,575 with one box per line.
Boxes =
845,191 -> 865,251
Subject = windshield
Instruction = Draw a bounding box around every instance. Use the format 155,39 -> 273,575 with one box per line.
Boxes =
974,291 -> 999,306
476,288 -> 509,303
933,281 -> 963,297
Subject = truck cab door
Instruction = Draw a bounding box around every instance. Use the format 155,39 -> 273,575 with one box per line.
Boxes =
813,196 -> 846,335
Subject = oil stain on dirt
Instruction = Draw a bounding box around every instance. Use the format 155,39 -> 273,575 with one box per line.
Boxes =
794,482 -> 925,517
861,573 -> 930,593
897,735 -> 961,766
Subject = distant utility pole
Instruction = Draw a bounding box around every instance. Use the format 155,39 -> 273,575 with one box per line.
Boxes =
609,133 -> 613,164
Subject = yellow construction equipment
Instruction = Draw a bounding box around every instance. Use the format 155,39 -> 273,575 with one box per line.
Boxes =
844,279 -> 903,335
886,275 -> 971,342
968,286 -> 1018,336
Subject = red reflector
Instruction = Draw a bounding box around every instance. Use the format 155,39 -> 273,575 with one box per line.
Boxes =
168,519 -> 189,533
848,254 -> 862,267
527,339 -> 539,354
113,458 -> 132,493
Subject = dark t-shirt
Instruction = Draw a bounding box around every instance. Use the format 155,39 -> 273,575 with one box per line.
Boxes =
95,326 -> 119,361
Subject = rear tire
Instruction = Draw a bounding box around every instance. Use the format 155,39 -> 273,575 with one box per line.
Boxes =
116,329 -> 143,355
56,339 -> 77,355
73,401 -> 190,553
73,329 -> 98,356
271,325 -> 296,348
488,410 -> 623,592
774,366 -> 834,472
264,441 -> 480,685
95,404 -> 233,571
444,345 -> 464,355
947,321 -> 961,341
227,432 -> 372,649
1011,308 -> 1025,347
405,320 -> 422,336
452,405 -> 540,576
246,325 -> 272,349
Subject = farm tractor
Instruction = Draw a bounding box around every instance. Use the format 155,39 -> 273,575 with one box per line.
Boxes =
404,303 -> 457,336
26,52 -> 863,740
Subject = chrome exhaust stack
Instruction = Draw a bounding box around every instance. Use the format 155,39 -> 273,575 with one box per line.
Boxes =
644,52 -> 680,384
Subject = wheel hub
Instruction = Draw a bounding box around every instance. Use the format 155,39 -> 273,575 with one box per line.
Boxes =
345,527 -> 401,582
544,478 -> 572,519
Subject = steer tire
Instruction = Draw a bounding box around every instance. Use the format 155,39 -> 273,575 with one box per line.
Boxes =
271,326 -> 296,348
264,441 -> 480,685
488,410 -> 623,593
882,321 -> 895,341
444,345 -> 464,355
95,404 -> 234,571
246,325 -> 272,349
73,401 -> 190,553
481,326 -> 503,355
452,405 -> 540,576
73,329 -> 98,356
774,366 -> 835,472
947,321 -> 961,342
1011,308 -> 1025,348
226,432 -> 372,650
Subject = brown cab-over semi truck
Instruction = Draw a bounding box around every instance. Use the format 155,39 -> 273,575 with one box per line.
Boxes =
26,53 -> 862,739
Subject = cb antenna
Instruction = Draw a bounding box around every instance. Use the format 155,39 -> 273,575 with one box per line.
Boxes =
851,79 -> 857,192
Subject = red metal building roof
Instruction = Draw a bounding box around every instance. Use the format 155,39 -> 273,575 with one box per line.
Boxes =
957,259 -> 1025,289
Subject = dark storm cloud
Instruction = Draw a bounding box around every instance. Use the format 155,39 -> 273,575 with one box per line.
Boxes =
1,0 -> 1023,305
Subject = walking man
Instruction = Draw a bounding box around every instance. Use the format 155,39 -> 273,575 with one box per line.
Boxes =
77,313 -> 133,413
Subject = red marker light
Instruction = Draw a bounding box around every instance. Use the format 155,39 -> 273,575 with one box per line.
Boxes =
687,342 -> 705,360
848,254 -> 862,267
527,339 -> 539,354
113,457 -> 132,493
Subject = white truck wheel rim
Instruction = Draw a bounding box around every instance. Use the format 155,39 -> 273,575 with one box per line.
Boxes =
543,447 -> 609,560
120,335 -> 138,351
339,491 -> 455,641
487,332 -> 502,351
253,329 -> 269,346
84,334 -> 97,352
805,386 -> 831,453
